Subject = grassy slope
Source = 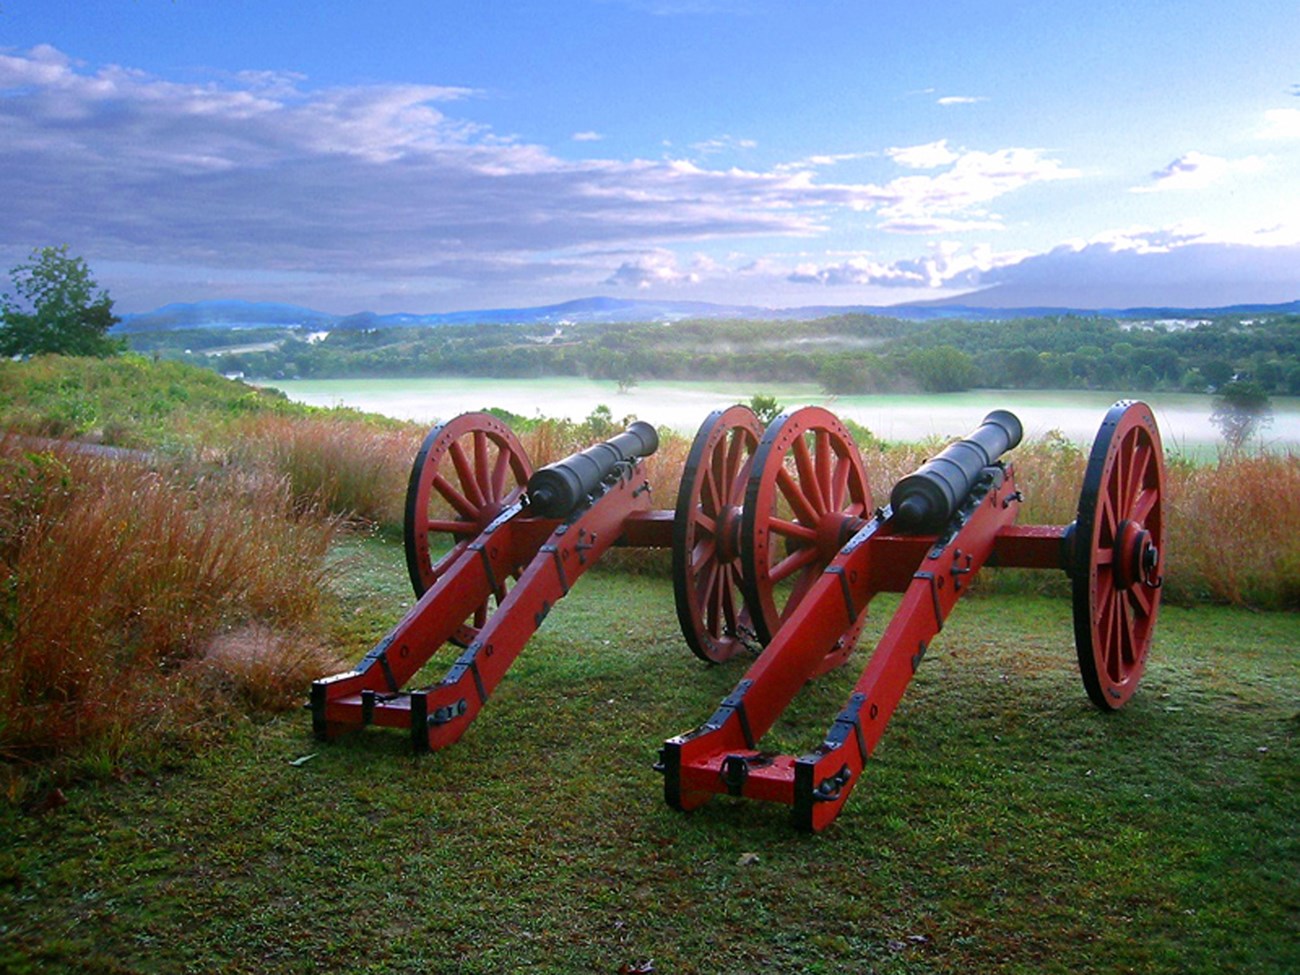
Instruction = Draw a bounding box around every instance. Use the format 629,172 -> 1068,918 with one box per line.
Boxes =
2,533 -> 1295,975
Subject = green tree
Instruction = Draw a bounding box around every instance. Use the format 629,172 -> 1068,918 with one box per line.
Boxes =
907,345 -> 975,393
817,355 -> 865,395
1,246 -> 124,358
1210,380 -> 1273,453
1201,358 -> 1234,389
1002,347 -> 1042,386
747,393 -> 782,425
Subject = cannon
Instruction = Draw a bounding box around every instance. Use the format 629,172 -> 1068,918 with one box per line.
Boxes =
312,400 -> 1166,832
660,400 -> 1165,830
312,414 -> 671,751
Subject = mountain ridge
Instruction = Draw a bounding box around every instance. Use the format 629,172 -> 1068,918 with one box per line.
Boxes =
115,295 -> 1300,333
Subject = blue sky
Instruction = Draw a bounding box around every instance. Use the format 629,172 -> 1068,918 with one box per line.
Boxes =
2,0 -> 1298,313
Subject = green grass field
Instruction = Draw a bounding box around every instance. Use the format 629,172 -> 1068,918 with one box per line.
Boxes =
3,532 -> 1296,975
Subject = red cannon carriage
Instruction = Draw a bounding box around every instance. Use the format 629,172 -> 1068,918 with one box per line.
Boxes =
311,400 -> 1165,831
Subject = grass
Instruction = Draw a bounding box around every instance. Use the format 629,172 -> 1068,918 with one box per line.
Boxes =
1,534 -> 1295,974
0,435 -> 344,796
0,354 -> 1296,971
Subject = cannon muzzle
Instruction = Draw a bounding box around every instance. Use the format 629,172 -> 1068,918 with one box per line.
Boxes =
527,421 -> 659,518
889,410 -> 1023,533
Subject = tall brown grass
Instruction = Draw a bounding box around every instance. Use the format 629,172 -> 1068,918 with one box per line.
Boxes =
226,414 -> 421,528
0,437 -> 342,795
1164,451 -> 1300,607
863,430 -> 1299,608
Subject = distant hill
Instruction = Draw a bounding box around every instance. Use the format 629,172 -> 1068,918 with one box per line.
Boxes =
115,295 -> 1300,333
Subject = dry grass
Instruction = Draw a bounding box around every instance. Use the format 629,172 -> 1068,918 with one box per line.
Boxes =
1165,451 -> 1300,607
0,436 -> 342,791
225,414 -> 421,527
863,431 -> 1299,608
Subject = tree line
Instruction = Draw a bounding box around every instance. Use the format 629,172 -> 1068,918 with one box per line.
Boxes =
5,246 -> 1297,399
135,309 -> 1300,398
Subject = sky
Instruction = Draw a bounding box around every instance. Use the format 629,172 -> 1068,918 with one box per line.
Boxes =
2,0 -> 1298,315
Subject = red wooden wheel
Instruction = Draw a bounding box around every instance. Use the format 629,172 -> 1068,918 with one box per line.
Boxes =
1072,400 -> 1165,710
404,413 -> 532,641
673,406 -> 764,663
740,407 -> 872,653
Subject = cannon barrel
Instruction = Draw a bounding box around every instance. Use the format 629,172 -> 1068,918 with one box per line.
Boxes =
889,410 -> 1023,533
527,421 -> 659,518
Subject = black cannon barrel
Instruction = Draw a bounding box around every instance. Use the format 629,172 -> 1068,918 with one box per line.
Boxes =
526,421 -> 659,518
888,410 -> 1023,533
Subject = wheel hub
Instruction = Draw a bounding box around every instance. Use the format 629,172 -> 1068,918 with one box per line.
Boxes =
1114,519 -> 1159,590
714,505 -> 744,564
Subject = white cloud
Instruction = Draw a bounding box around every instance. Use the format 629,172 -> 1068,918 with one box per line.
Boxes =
1260,108 -> 1300,140
886,139 -> 959,169
873,147 -> 1080,225
603,250 -> 704,288
781,224 -> 1300,308
936,96 -> 986,106
0,46 -> 827,289
572,131 -> 604,142
788,241 -> 1027,290
690,134 -> 758,156
1132,151 -> 1266,193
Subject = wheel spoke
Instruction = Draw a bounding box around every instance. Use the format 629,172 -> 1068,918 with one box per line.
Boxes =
1114,592 -> 1135,679
1111,440 -> 1131,519
447,441 -> 485,510
1127,582 -> 1155,620
1098,490 -> 1117,546
767,517 -> 818,543
430,544 -> 465,580
700,458 -> 721,519
724,430 -> 748,494
830,454 -> 850,511
432,473 -> 479,520
769,545 -> 819,584
720,567 -> 740,634
490,440 -> 513,500
775,467 -> 820,526
425,518 -> 476,535
473,430 -> 490,501
711,564 -> 730,633
693,510 -> 718,537
691,537 -> 717,572
792,435 -> 826,514
1131,486 -> 1158,525
814,430 -> 832,510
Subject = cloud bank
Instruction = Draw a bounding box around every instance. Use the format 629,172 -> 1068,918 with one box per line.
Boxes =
1,46 -> 1295,312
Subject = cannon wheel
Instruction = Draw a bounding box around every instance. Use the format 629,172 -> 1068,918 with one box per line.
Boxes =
1072,400 -> 1165,710
673,406 -> 765,663
740,407 -> 872,664
404,412 -> 533,642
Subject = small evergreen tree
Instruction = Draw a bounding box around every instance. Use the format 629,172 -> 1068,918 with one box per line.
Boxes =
1,246 -> 124,358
